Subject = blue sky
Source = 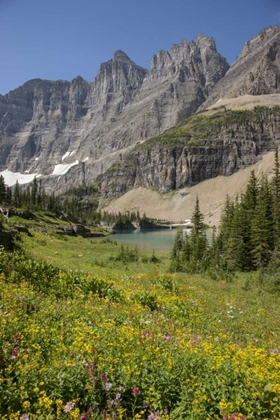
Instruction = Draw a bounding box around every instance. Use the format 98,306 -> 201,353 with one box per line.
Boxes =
0,0 -> 279,95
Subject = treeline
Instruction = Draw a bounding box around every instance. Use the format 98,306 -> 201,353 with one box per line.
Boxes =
171,150 -> 280,276
0,177 -> 99,216
0,176 -> 148,226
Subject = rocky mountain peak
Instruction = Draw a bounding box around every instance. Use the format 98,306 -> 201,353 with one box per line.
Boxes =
202,26 -> 280,108
113,50 -> 131,61
94,50 -> 147,94
4,28 -> 271,194
239,26 -> 278,59
195,34 -> 217,50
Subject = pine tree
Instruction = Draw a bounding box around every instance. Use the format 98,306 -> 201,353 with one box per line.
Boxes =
170,228 -> 184,271
0,175 -> 6,203
189,197 -> 208,271
216,195 -> 235,258
272,147 -> 280,248
5,186 -> 12,204
13,181 -> 21,208
31,177 -> 38,208
251,176 -> 273,268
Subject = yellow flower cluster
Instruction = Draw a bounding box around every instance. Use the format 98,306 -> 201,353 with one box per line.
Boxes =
1,264 -> 280,419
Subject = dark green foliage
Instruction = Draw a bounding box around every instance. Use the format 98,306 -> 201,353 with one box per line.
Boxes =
133,290 -> 158,311
0,175 -> 6,203
170,149 -> 280,281
114,244 -> 140,263
0,248 -> 122,301
170,197 -> 208,273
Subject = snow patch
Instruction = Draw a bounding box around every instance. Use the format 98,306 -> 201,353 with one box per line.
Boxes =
0,170 -> 40,187
52,160 -> 79,176
82,157 -> 89,162
35,157 -> 39,161
62,151 -> 76,161
62,151 -> 71,161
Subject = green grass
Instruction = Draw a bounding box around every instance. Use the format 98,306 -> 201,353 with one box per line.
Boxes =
1,212 -> 280,419
21,230 -> 169,276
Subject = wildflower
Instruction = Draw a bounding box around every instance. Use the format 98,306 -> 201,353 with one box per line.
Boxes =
148,412 -> 161,420
113,392 -> 121,405
11,346 -> 19,359
20,415 -> 29,420
63,402 -> 75,412
104,382 -> 112,391
100,373 -> 107,382
192,335 -> 202,342
132,387 -> 140,396
13,334 -> 19,342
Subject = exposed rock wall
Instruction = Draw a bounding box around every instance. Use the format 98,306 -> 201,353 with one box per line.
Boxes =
0,37 -> 229,192
99,109 -> 280,198
202,26 -> 280,108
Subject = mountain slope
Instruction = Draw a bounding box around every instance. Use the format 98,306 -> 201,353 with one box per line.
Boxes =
101,150 -> 276,226
98,106 -> 280,198
202,26 -> 280,109
0,37 -> 228,192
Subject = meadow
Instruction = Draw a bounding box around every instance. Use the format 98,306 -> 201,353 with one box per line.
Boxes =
1,229 -> 280,419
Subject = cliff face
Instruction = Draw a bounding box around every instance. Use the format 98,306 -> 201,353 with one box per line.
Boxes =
2,26 -> 280,198
98,108 -> 280,198
202,26 -> 280,108
0,36 -> 228,191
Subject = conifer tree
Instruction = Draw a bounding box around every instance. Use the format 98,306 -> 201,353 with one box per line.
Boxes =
0,175 -> 6,203
216,195 -> 235,258
13,181 -> 21,208
272,147 -> 280,248
170,228 -> 184,271
189,197 -> 208,271
251,176 -> 273,268
31,177 -> 38,208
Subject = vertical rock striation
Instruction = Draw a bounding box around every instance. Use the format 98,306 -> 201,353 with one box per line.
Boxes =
0,35 -> 229,191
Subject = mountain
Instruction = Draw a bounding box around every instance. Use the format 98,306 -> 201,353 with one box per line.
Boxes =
1,25 -> 280,222
201,26 -> 280,109
0,36 -> 228,191
97,26 -> 280,201
98,106 -> 280,198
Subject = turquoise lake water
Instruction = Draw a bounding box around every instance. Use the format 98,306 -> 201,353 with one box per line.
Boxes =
108,229 -> 180,252
106,228 -> 213,252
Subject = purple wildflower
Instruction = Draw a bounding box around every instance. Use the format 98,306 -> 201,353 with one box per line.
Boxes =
20,415 -> 29,420
11,346 -> 19,359
104,382 -> 112,391
100,373 -> 107,383
148,412 -> 161,420
63,402 -> 75,413
113,392 -> 121,404
132,387 -> 140,396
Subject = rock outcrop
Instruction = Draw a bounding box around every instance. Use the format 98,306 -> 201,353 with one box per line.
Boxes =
0,36 -> 228,192
2,26 -> 280,200
98,107 -> 280,198
202,26 -> 280,108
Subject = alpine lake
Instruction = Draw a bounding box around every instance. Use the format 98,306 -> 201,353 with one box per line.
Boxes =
105,227 -> 213,252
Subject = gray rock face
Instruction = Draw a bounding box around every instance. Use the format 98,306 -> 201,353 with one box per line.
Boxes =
202,26 -> 280,108
98,108 -> 280,198
0,36 -> 228,192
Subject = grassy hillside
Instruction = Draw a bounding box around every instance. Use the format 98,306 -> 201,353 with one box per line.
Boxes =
133,105 -> 280,149
1,224 -> 280,419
